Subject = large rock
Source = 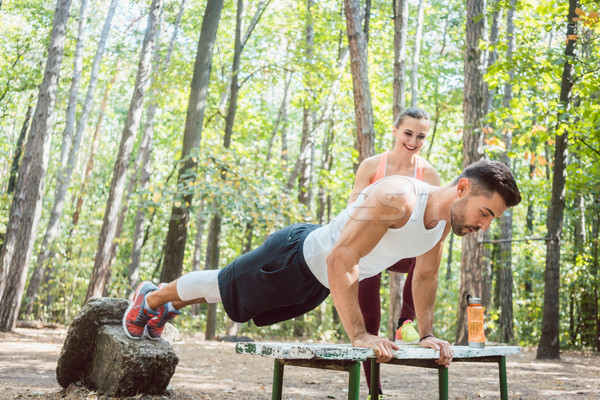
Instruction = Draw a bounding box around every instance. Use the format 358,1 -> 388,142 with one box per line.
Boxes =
56,297 -> 179,396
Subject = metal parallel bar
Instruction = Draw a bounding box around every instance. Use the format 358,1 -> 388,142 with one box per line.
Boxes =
369,359 -> 379,398
347,362 -> 361,400
438,367 -> 449,400
499,356 -> 508,400
272,359 -> 284,400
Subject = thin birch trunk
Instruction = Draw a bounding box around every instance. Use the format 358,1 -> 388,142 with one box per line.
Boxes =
86,0 -> 162,301
7,100 -> 33,194
0,0 -> 73,331
410,0 -> 425,107
297,0 -> 314,206
393,0 -> 408,117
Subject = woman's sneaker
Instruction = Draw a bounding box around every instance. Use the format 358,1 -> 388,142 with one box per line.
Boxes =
395,320 -> 419,344
123,281 -> 159,339
145,283 -> 182,340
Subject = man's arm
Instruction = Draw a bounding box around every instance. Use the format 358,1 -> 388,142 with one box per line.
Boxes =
412,223 -> 453,367
327,178 -> 413,362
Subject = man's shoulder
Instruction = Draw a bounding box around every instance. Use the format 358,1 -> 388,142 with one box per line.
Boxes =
366,176 -> 417,210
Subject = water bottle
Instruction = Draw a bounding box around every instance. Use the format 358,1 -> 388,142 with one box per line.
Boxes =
467,294 -> 485,348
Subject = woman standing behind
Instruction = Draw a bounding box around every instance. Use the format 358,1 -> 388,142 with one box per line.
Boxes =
348,107 -> 441,400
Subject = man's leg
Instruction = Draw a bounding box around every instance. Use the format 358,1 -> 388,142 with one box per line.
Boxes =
145,270 -> 221,310
123,270 -> 220,339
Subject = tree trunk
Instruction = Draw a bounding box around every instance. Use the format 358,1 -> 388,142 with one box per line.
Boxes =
129,0 -> 186,288
160,0 -> 223,284
497,0 -> 516,344
456,0 -> 486,345
7,100 -> 33,195
317,121 -> 334,225
537,0 -> 578,360
297,0 -> 315,206
265,71 -> 292,165
446,231 -> 454,281
26,0 -> 118,315
592,211 -> 600,352
484,2 -> 502,114
344,0 -> 375,162
204,211 -> 221,340
0,0 -> 73,331
393,0 -> 408,117
410,0 -> 425,107
86,0 -> 162,301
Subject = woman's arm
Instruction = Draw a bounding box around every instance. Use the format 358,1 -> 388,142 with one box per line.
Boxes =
348,156 -> 379,205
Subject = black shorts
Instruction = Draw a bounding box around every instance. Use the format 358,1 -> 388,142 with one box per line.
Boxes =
218,223 -> 329,326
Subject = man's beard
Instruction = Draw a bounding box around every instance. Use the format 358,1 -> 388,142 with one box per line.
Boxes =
450,197 -> 480,237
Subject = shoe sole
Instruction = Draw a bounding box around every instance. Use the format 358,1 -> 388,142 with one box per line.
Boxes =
122,281 -> 154,340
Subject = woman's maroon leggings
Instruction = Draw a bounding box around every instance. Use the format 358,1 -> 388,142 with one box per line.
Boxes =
358,257 -> 416,392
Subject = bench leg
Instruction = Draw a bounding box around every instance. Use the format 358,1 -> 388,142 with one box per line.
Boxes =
438,367 -> 448,400
369,359 -> 379,398
498,356 -> 508,400
272,360 -> 284,400
348,362 -> 361,400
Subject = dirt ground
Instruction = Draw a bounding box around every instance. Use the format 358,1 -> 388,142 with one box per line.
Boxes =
1,327 -> 600,400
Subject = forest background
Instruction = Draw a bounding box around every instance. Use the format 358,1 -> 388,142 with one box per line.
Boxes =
0,0 -> 598,361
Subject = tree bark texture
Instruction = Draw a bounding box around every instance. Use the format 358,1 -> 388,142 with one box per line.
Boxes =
223,0 -> 244,149
456,0 -> 486,345
86,0 -> 162,301
204,212 -> 221,340
344,0 -> 374,162
410,0 -> 425,108
160,0 -> 223,284
0,0 -> 73,331
537,0 -> 578,360
393,0 -> 408,118
484,2 -> 502,114
7,101 -> 32,194
298,0 -> 315,206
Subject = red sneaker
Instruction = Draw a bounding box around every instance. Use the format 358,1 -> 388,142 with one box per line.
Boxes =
145,283 -> 182,340
122,281 -> 159,339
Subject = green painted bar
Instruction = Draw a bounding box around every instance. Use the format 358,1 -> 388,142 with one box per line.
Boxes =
438,367 -> 449,400
369,358 -> 379,398
272,359 -> 284,400
347,362 -> 361,400
499,356 -> 508,400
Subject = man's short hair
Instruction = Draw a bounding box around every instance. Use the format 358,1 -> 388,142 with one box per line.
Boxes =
453,160 -> 521,207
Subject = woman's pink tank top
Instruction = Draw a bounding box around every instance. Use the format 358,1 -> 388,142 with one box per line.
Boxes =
369,151 -> 425,184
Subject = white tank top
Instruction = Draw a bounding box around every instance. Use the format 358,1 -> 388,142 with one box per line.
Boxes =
302,177 -> 446,288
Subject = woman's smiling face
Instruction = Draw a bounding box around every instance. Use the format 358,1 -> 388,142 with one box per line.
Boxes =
393,117 -> 430,154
